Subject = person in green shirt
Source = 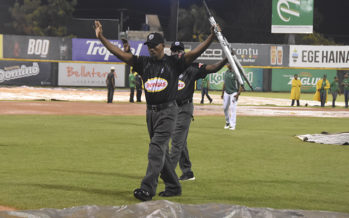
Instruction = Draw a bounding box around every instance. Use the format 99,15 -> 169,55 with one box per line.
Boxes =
129,70 -> 136,102
221,64 -> 243,130
342,73 -> 349,108
200,75 -> 213,104
330,76 -> 340,107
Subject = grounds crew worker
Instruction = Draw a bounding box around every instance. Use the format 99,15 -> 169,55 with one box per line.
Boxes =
94,20 -> 216,201
169,41 -> 228,181
106,66 -> 116,103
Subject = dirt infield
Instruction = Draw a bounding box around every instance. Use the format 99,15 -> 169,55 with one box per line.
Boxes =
0,86 -> 349,117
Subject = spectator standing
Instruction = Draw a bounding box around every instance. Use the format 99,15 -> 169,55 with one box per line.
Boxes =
106,66 -> 116,103
290,74 -> 302,106
129,70 -> 136,102
314,74 -> 330,107
330,76 -> 340,107
342,73 -> 349,108
200,75 -> 213,104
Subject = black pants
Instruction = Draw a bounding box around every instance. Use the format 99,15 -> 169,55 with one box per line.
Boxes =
291,99 -> 300,106
344,90 -> 349,108
136,88 -> 142,102
130,87 -> 135,102
170,102 -> 194,175
107,87 -> 114,103
201,87 -> 212,103
320,90 -> 327,107
331,92 -> 338,107
141,104 -> 181,196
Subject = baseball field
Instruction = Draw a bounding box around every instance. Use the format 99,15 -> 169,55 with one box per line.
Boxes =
0,87 -> 348,214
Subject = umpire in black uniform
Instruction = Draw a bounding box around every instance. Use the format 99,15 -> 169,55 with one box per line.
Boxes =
94,21 -> 215,201
169,41 -> 228,181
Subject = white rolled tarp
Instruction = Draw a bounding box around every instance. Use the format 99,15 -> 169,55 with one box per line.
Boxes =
1,200 -> 349,218
297,132 -> 349,146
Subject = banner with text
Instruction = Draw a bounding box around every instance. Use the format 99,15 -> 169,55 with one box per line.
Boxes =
272,68 -> 336,93
72,38 -> 149,62
198,67 -> 263,91
3,35 -> 72,60
289,45 -> 349,68
272,0 -> 314,33
0,60 -> 53,86
58,62 -> 125,87
182,42 -> 288,67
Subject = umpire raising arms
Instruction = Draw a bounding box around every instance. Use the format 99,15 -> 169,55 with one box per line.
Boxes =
94,21 -> 215,201
169,41 -> 228,181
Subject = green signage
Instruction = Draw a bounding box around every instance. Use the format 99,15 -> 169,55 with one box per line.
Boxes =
198,67 -> 263,91
271,0 -> 314,34
272,69 -> 336,93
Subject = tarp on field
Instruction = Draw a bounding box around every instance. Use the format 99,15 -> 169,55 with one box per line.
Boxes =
297,132 -> 349,146
1,200 -> 349,218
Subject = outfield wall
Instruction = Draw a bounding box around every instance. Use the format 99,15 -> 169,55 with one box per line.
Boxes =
0,33 -> 348,90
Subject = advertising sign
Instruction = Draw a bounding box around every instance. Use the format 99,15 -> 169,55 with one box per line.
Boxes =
272,68 -> 336,93
0,60 -> 53,86
289,45 -> 349,68
272,0 -> 314,33
72,38 -> 149,62
269,45 -> 289,67
184,42 -> 284,67
58,62 -> 125,87
199,67 -> 263,91
0,34 -> 3,58
3,35 -> 72,60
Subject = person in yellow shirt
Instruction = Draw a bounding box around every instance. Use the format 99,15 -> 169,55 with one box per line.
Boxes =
313,74 -> 330,107
290,74 -> 302,106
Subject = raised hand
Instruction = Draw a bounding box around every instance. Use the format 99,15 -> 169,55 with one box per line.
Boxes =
94,20 -> 103,38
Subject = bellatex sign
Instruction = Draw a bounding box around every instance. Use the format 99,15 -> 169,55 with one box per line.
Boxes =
289,45 -> 349,68
271,0 -> 314,34
58,62 -> 125,87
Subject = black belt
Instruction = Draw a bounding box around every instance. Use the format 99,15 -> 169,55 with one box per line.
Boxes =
147,100 -> 176,112
176,98 -> 192,107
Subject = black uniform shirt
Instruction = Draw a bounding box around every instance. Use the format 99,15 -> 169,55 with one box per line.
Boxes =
106,72 -> 115,88
132,54 -> 187,105
176,63 -> 207,101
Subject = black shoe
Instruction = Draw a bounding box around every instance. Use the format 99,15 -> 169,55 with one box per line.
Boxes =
209,99 -> 213,104
179,172 -> 195,181
133,188 -> 152,201
158,190 -> 181,197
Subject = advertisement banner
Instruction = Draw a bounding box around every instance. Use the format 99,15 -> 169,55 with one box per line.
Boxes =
72,38 -> 149,62
0,34 -> 3,58
3,35 -> 72,60
289,45 -> 349,68
199,67 -> 263,91
58,62 -> 125,87
272,0 -> 314,34
182,42 -> 286,67
272,68 -> 336,93
269,45 -> 289,67
0,60 -> 53,86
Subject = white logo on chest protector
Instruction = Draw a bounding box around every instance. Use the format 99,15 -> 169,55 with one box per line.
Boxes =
178,80 -> 185,90
145,77 -> 168,92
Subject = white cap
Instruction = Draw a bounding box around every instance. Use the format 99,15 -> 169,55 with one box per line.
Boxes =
110,66 -> 115,70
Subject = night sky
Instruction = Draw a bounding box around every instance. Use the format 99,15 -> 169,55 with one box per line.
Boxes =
73,0 -> 349,44
1,0 -> 348,44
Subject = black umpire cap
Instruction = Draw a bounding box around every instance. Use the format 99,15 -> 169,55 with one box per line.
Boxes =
144,33 -> 164,47
170,41 -> 184,52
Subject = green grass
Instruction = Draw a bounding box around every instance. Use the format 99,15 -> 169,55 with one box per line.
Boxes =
0,115 -> 348,213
